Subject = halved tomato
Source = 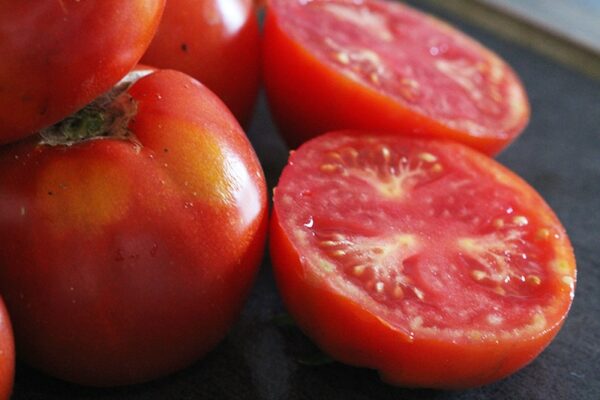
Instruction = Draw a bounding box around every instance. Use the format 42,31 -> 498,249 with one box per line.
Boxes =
270,131 -> 575,388
263,0 -> 530,154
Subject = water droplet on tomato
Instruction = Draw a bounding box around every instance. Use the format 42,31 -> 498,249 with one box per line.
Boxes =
304,216 -> 314,228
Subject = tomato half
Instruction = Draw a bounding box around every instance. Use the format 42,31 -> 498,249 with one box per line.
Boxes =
0,69 -> 267,386
141,0 -> 261,126
263,0 -> 530,154
270,131 -> 575,389
0,298 -> 14,400
0,0 -> 165,144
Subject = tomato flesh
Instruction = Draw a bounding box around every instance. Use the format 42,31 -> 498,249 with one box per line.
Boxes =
271,131 -> 575,388
263,0 -> 530,154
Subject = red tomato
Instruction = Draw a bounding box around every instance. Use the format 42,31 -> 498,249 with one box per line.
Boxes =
263,0 -> 530,154
0,69 -> 267,386
0,0 -> 165,144
270,131 -> 575,389
0,298 -> 14,400
141,0 -> 261,126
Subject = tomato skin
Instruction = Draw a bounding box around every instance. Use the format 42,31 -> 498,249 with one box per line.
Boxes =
141,0 -> 261,126
0,0 -> 165,144
0,298 -> 14,400
0,70 -> 267,386
270,131 -> 575,389
262,0 -> 530,154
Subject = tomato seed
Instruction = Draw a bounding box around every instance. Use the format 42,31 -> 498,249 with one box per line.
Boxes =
536,228 -> 550,240
320,163 -> 338,172
513,216 -> 528,226
430,163 -> 443,173
418,152 -> 437,163
331,249 -> 347,257
471,270 -> 487,281
352,265 -> 367,276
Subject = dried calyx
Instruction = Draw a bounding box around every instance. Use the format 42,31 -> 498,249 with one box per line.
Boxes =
40,69 -> 152,146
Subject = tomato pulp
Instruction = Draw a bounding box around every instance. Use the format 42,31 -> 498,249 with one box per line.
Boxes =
271,131 -> 575,388
263,0 -> 530,154
141,0 -> 261,126
0,298 -> 14,400
0,0 -> 165,144
0,69 -> 267,386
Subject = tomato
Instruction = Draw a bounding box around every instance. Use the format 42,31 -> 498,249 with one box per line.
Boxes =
270,131 -> 576,389
0,0 -> 165,144
141,0 -> 260,126
0,298 -> 14,400
0,69 -> 268,386
262,0 -> 530,154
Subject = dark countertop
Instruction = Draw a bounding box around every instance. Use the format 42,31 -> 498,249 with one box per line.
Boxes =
10,2 -> 600,399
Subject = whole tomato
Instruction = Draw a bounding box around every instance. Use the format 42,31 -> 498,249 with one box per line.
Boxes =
0,69 -> 267,386
0,298 -> 14,400
0,0 -> 165,144
141,0 -> 260,125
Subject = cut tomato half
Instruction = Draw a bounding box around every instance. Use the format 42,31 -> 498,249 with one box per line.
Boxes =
263,0 -> 530,154
270,131 -> 575,389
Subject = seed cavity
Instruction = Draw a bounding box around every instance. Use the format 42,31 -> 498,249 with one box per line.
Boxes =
317,231 -> 423,303
459,229 -> 528,294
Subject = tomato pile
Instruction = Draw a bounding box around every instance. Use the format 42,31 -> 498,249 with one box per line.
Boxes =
0,0 -> 575,395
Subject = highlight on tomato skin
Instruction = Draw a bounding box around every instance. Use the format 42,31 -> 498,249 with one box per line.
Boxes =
141,0 -> 261,126
0,68 -> 268,386
270,130 -> 575,389
262,0 -> 530,154
0,298 -> 14,400
0,0 -> 166,144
